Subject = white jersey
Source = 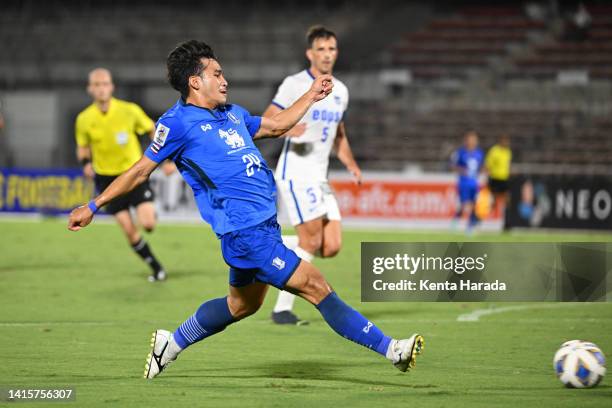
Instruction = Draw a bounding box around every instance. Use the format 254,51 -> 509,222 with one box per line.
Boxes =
273,69 -> 349,182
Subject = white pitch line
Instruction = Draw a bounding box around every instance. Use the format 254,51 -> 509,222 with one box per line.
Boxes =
456,303 -> 583,322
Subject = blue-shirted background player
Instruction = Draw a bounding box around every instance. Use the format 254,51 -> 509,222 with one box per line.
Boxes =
451,130 -> 484,233
67,40 -> 424,379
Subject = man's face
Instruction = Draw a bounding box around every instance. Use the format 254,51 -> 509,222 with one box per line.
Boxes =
193,58 -> 228,106
306,36 -> 338,74
465,132 -> 479,150
87,69 -> 114,103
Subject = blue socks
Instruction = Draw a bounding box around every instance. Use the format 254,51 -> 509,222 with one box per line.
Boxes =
173,297 -> 235,350
172,292 -> 392,358
316,292 -> 391,356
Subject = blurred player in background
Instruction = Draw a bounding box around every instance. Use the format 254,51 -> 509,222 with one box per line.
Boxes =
0,101 -> 13,167
75,68 -> 172,282
0,106 -> 6,167
451,130 -> 484,234
263,25 -> 361,325
68,40 -> 423,379
485,135 -> 512,224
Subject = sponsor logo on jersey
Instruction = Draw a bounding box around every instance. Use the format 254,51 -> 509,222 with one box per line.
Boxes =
272,257 -> 286,270
311,109 -> 342,124
154,124 -> 170,146
201,124 -> 212,132
227,112 -> 241,125
218,128 -> 245,149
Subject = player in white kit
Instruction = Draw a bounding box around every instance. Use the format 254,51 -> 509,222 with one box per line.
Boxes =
263,26 -> 362,325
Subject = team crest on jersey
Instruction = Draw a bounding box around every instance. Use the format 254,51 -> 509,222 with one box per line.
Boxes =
227,112 -> 241,125
334,95 -> 341,105
201,124 -> 212,132
153,124 -> 170,146
218,128 -> 245,149
272,257 -> 286,270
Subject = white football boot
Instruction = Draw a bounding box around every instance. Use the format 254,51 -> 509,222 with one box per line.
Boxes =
144,329 -> 180,379
387,334 -> 425,372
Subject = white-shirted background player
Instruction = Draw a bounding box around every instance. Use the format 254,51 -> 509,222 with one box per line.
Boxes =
263,25 -> 362,325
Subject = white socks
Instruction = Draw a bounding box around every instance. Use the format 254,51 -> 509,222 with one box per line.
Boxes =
385,339 -> 398,362
281,235 -> 299,250
294,246 -> 314,263
273,235 -> 314,313
273,290 -> 297,313
165,334 -> 183,363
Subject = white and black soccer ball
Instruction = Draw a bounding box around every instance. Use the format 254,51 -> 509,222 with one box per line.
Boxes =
553,340 -> 606,388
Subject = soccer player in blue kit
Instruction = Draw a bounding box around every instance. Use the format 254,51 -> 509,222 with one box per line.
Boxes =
67,40 -> 423,379
451,130 -> 484,234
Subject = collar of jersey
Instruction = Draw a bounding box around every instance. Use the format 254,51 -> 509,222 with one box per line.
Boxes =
306,69 -> 315,80
95,97 -> 117,117
179,98 -> 228,120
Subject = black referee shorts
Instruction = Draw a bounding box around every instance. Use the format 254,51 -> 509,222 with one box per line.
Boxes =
488,178 -> 510,194
94,174 -> 155,215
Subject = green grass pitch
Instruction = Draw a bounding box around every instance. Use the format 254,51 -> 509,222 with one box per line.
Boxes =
1,219 -> 611,407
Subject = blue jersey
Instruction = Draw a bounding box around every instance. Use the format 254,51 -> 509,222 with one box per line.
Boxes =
452,147 -> 484,186
144,99 -> 276,236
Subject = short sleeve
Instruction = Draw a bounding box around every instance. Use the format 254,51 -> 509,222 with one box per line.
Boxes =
144,119 -> 185,163
131,104 -> 155,135
75,114 -> 89,147
271,77 -> 297,110
234,105 -> 261,137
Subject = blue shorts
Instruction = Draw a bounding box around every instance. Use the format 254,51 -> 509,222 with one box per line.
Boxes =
221,216 -> 301,289
458,182 -> 479,204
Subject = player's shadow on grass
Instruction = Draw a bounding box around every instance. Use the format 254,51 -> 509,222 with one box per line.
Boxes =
179,360 -> 437,389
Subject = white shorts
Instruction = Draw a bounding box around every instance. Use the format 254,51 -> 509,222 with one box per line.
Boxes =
276,180 -> 341,226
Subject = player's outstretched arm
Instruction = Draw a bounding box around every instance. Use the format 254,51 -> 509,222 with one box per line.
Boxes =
254,74 -> 333,139
67,156 -> 159,231
261,104 -> 307,138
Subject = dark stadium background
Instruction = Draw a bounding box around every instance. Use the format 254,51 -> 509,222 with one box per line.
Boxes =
0,0 -> 609,167
2,0 -> 612,230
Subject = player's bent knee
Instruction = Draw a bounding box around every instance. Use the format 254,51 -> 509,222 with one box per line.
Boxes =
302,273 -> 332,304
227,295 -> 263,320
286,262 -> 332,304
142,222 -> 156,233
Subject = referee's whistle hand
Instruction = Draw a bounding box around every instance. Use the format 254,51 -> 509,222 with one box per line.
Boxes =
67,206 -> 93,231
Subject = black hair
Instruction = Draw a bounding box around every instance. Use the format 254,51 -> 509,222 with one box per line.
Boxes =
306,25 -> 337,48
167,40 -> 216,99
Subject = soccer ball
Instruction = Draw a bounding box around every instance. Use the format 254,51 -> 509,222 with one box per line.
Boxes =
553,340 -> 606,388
